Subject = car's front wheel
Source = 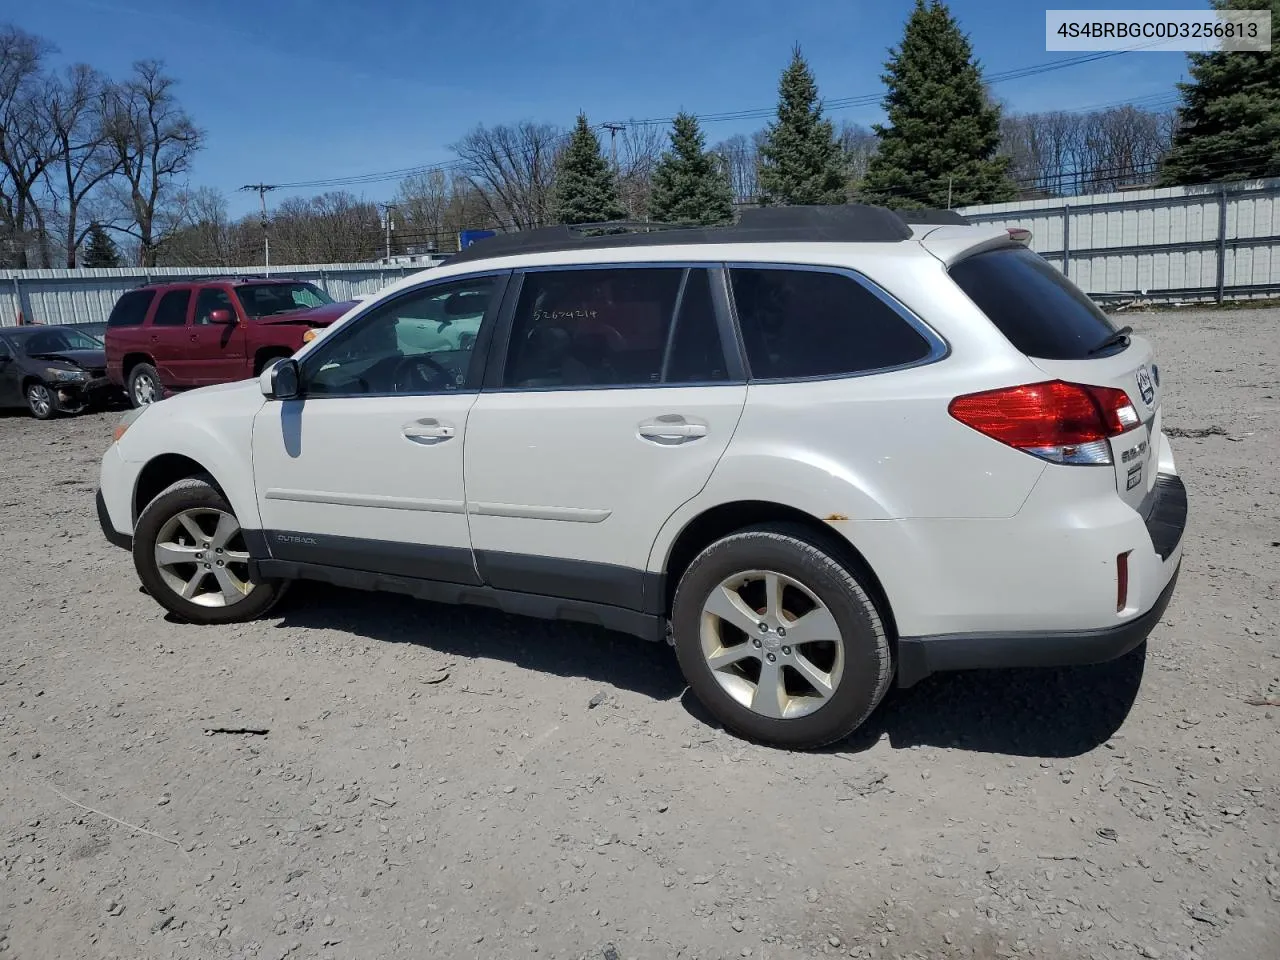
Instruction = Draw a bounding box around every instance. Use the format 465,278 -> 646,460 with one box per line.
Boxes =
127,363 -> 161,408
671,524 -> 892,750
25,382 -> 56,420
133,477 -> 288,624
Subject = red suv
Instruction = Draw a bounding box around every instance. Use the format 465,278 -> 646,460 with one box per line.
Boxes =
104,277 -> 355,407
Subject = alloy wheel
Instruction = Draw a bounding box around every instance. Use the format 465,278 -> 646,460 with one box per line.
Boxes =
699,569 -> 845,720
152,507 -> 255,608
26,384 -> 52,418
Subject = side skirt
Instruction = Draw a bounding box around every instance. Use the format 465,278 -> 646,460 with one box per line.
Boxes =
252,557 -> 667,644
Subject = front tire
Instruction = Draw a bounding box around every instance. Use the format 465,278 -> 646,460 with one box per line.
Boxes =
127,363 -> 161,408
133,477 -> 288,624
671,524 -> 892,750
25,382 -> 56,420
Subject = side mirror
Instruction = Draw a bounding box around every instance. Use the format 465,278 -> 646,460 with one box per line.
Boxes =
259,357 -> 301,400
208,308 -> 236,325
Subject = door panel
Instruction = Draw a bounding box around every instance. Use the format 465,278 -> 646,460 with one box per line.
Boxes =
148,288 -> 193,384
464,265 -> 746,609
190,288 -> 247,384
251,272 -> 509,582
0,337 -> 19,406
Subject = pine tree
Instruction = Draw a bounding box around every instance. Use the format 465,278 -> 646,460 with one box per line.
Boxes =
859,0 -> 1015,209
757,47 -> 847,205
82,223 -> 121,268
552,113 -> 625,225
1159,0 -> 1280,186
649,113 -> 735,225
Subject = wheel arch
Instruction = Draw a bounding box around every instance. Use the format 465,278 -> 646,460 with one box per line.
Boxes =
122,352 -> 154,377
252,346 -> 293,376
653,499 -> 898,641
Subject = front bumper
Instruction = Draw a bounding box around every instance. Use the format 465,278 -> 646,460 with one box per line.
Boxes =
51,376 -> 123,412
96,488 -> 133,551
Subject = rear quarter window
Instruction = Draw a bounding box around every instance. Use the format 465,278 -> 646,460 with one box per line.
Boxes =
729,267 -> 934,380
106,290 -> 154,328
948,246 -> 1119,360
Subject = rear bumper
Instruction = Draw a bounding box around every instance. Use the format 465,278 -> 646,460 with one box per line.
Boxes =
896,562 -> 1179,687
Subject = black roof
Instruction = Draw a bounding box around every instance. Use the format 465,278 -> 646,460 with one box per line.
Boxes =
443,204 -> 920,265
895,208 -> 971,225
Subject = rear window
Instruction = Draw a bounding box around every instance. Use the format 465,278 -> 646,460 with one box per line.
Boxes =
152,290 -> 191,327
949,246 -> 1119,360
106,290 -> 154,328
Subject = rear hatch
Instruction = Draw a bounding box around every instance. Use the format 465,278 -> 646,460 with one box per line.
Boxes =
946,243 -> 1161,512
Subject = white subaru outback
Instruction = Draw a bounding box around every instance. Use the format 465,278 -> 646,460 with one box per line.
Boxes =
96,206 -> 1187,750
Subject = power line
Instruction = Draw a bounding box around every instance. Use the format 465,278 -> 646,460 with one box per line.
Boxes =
266,47 -> 1177,192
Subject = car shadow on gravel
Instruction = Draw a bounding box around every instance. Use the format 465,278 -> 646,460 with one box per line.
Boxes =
676,643 -> 1148,758
829,641 -> 1148,758
274,583 -> 687,702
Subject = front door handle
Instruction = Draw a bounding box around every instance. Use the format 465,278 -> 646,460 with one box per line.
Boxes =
402,418 -> 456,444
638,415 -> 708,445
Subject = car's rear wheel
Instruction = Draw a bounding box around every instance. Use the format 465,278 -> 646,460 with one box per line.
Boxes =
128,363 -> 161,408
133,477 -> 288,624
25,382 -> 55,420
671,524 -> 892,750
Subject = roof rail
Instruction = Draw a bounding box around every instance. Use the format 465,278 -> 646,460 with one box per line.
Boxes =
442,204 -> 917,264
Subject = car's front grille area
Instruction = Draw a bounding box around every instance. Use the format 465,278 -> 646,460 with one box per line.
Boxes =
1141,474 -> 1187,561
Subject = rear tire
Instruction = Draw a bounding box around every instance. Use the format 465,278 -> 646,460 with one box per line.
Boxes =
671,523 -> 892,750
133,476 -> 288,625
128,363 -> 161,408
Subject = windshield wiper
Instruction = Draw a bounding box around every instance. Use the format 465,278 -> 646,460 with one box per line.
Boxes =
1087,324 -> 1132,356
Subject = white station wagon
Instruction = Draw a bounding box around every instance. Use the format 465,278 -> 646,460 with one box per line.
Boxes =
97,206 -> 1187,749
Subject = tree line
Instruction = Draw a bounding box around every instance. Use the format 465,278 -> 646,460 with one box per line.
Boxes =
4,0 -> 1276,269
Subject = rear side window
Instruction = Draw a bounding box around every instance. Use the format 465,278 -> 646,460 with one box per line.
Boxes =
502,267 -> 728,389
106,290 -> 154,327
152,290 -> 191,327
949,246 -> 1118,360
729,267 -> 932,380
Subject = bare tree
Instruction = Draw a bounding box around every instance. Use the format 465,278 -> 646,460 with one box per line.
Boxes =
451,121 -> 562,230
0,24 -> 58,267
44,64 -> 120,266
615,123 -> 664,219
838,121 -> 878,186
395,168 -> 451,249
269,191 -> 381,264
157,186 -> 231,266
714,133 -> 760,204
103,59 -> 203,266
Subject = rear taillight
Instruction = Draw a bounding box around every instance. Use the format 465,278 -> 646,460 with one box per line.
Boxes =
948,380 -> 1139,465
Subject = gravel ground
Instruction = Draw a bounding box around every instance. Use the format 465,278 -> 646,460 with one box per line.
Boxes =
1,306 -> 1277,960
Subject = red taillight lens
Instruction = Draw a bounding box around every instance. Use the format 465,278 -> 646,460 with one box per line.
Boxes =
948,380 -> 1139,465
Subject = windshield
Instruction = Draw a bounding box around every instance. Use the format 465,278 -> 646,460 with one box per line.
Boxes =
8,327 -> 104,353
234,282 -> 334,318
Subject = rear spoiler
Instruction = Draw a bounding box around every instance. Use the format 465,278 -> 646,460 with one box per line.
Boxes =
916,224 -> 1033,264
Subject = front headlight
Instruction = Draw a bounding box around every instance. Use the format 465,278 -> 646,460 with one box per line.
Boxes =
47,367 -> 88,382
112,404 -> 147,443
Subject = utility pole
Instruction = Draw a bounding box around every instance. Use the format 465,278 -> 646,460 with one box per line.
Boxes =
602,123 -> 625,173
379,203 -> 396,262
946,176 -> 953,210
240,184 -> 277,271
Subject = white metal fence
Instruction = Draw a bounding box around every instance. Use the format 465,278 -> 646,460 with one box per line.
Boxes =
0,261 -> 444,328
5,178 -> 1278,326
958,177 -> 1280,303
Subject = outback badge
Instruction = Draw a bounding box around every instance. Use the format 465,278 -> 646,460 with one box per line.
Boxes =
1135,364 -> 1155,407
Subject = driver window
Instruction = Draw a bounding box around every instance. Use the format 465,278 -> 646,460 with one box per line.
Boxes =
303,277 -> 497,396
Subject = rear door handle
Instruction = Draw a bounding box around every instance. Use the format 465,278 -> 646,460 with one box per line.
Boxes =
638,415 -> 708,445
402,418 -> 456,444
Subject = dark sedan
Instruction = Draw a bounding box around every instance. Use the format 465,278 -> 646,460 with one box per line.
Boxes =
0,325 -> 125,419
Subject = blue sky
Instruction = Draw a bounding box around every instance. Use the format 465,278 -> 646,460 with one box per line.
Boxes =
5,0 -> 1194,218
